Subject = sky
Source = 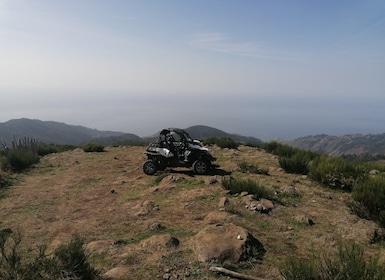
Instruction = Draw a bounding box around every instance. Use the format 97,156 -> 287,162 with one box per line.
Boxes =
1,0 -> 385,141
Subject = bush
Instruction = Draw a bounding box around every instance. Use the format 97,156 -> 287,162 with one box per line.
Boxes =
82,143 -> 105,153
280,242 -> 385,280
238,161 -> 268,175
36,144 -> 76,156
0,229 -> 100,280
222,176 -> 274,200
263,141 -> 298,158
6,149 -> 40,172
308,155 -> 367,191
53,234 -> 100,280
278,150 -> 317,175
263,142 -> 319,175
352,175 -> 385,228
203,137 -> 239,149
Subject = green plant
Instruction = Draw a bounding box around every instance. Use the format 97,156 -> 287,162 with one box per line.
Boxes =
6,149 -> 40,171
82,143 -> 105,153
203,137 -> 239,149
352,175 -> 385,228
278,151 -> 314,175
1,138 -> 41,171
280,242 -> 385,280
36,143 -> 76,156
238,161 -> 268,175
53,234 -> 100,280
222,176 -> 274,200
0,229 -> 100,280
308,155 -> 366,191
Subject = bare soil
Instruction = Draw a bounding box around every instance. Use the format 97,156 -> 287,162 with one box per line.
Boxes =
0,145 -> 384,279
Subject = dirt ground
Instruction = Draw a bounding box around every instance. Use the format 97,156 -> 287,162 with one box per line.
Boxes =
0,145 -> 384,279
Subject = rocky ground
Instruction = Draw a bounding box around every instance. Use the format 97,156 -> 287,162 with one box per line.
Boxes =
0,145 -> 384,279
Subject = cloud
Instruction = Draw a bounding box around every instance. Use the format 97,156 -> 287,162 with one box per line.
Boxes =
187,32 -> 304,61
188,32 -> 261,56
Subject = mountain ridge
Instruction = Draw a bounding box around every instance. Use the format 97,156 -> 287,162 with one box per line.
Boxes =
0,118 -> 262,146
288,133 -> 385,156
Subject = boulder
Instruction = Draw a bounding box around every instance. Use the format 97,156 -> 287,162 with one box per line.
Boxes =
191,223 -> 265,263
245,198 -> 274,213
102,267 -> 129,279
140,234 -> 180,250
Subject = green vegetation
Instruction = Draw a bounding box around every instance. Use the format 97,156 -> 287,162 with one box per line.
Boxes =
263,141 -> 319,175
238,160 -> 269,175
36,144 -> 76,156
203,137 -> 240,149
0,229 -> 100,280
82,143 -> 105,153
352,175 -> 385,228
222,176 -> 274,200
1,138 -> 76,172
308,155 -> 368,191
280,242 -> 385,280
262,141 -> 385,228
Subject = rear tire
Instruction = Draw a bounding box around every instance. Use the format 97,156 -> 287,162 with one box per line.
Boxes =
193,160 -> 209,175
143,160 -> 158,175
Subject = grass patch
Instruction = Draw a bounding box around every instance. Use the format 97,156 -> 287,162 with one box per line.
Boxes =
238,160 -> 269,175
222,176 -> 275,200
280,242 -> 385,280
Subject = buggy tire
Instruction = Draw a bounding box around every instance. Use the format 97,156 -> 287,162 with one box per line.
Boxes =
193,160 -> 209,175
143,160 -> 158,175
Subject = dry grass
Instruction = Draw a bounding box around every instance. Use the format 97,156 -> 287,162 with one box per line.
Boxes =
0,145 -> 384,279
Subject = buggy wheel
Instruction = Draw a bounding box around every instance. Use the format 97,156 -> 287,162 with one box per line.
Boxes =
143,160 -> 158,175
193,160 -> 209,175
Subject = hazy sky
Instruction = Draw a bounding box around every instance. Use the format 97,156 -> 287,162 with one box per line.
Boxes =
1,0 -> 384,140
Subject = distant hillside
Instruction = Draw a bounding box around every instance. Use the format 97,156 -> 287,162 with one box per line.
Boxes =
288,133 -> 385,156
142,125 -> 263,145
0,119 -> 262,147
0,118 -> 125,145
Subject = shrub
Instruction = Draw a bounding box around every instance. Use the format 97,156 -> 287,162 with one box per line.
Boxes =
280,242 -> 385,280
6,149 -> 40,172
1,138 -> 41,171
222,176 -> 274,200
263,141 -> 298,158
352,175 -> 385,228
53,234 -> 100,280
308,155 -> 367,191
82,143 -> 105,153
263,142 -> 319,175
238,161 -> 268,175
203,137 -> 239,149
278,150 -> 317,175
0,229 -> 100,279
36,143 -> 76,156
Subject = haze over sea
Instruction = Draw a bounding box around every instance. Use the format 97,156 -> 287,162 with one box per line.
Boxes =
1,0 -> 384,141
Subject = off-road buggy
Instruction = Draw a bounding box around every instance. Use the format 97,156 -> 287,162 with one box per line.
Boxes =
143,128 -> 217,175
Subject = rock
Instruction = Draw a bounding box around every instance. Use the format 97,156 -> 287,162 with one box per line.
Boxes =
258,198 -> 274,211
140,234 -> 180,250
294,215 -> 315,226
369,169 -> 380,175
205,176 -> 218,185
148,222 -> 165,231
280,185 -> 300,197
102,267 -> 129,279
134,200 -> 159,216
245,198 -> 274,214
191,223 -> 265,263
218,197 -> 230,209
86,239 -> 114,254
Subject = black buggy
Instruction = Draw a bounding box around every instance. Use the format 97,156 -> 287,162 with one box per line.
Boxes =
143,128 -> 217,175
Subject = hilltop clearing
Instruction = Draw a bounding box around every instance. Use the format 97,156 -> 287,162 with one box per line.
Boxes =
0,145 -> 384,279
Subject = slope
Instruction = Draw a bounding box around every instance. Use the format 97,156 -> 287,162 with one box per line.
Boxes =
0,145 -> 383,279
